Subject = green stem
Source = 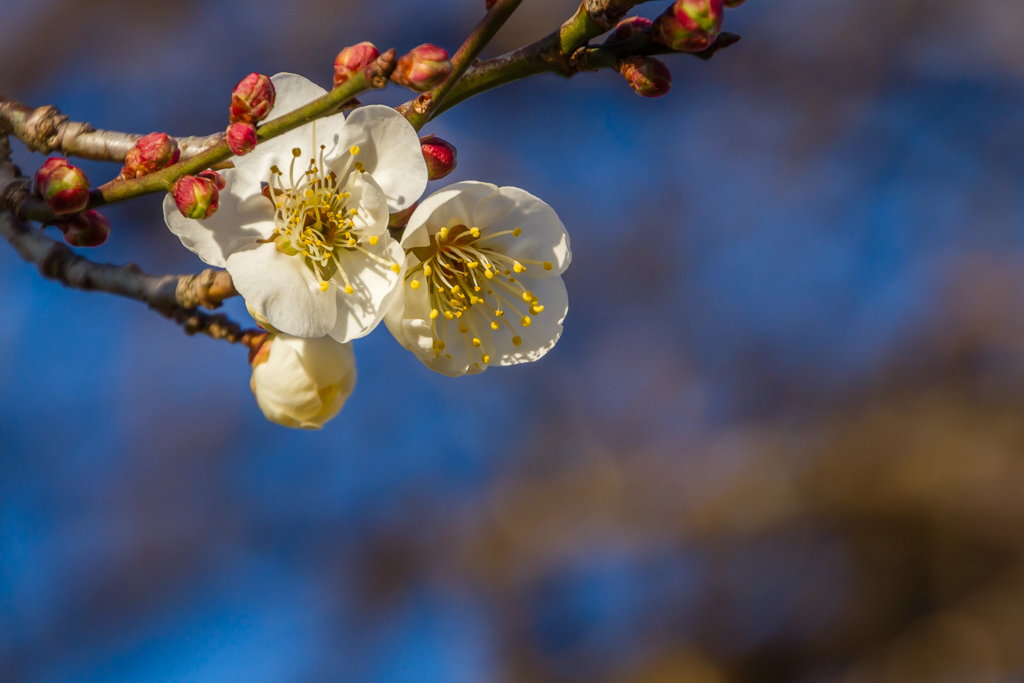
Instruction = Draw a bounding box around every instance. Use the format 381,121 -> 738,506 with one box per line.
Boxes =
404,0 -> 525,131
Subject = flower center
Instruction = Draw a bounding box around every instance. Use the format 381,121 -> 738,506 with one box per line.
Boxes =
405,223 -> 554,366
262,143 -> 399,294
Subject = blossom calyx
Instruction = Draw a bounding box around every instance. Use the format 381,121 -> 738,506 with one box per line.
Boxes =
618,56 -> 672,98
652,0 -> 725,52
33,157 -> 90,214
420,135 -> 457,181
226,122 -> 258,156
171,175 -> 220,219
120,132 -> 180,179
393,44 -> 452,92
60,210 -> 110,247
249,334 -> 357,430
334,42 -> 381,88
230,73 -> 276,124
605,16 -> 653,44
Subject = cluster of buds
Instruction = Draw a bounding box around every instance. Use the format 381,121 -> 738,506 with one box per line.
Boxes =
34,157 -> 90,214
226,73 -> 275,157
59,210 -> 110,248
171,170 -> 223,220
618,56 -> 672,98
119,132 -> 180,179
653,0 -> 725,52
420,135 -> 457,181
393,44 -> 452,92
334,42 -> 380,88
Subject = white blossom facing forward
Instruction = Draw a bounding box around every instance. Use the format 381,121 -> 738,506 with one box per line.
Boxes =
163,73 -> 429,343
385,181 -> 571,376
250,334 -> 357,430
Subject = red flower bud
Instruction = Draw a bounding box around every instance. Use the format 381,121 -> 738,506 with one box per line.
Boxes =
652,0 -> 724,52
60,210 -> 110,248
334,42 -> 381,89
120,132 -> 180,180
605,16 -> 653,44
618,56 -> 672,98
226,122 -> 258,156
389,201 -> 419,229
197,169 -> 226,191
172,175 -> 220,219
34,157 -> 90,214
420,135 -> 457,181
393,44 -> 452,92
230,73 -> 276,124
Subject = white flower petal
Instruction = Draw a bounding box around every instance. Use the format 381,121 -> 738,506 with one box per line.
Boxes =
228,243 -> 338,338
232,73 -> 347,182
491,275 -> 568,365
327,238 -> 405,343
328,105 -> 427,212
401,181 -> 498,250
472,186 -> 571,278
348,172 -> 390,236
162,167 -> 273,268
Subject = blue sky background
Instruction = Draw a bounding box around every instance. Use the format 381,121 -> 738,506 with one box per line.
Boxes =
2,0 -> 1024,681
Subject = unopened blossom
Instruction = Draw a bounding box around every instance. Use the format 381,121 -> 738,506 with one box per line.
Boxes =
420,134 -> 457,180
393,44 -> 452,91
34,157 -> 90,214
164,73 -> 428,343
250,333 -> 356,429
60,210 -> 110,247
385,181 -> 571,377
618,56 -> 672,98
120,132 -> 180,179
171,174 -> 219,219
334,42 -> 380,88
653,0 -> 724,52
230,73 -> 276,124
226,122 -> 258,156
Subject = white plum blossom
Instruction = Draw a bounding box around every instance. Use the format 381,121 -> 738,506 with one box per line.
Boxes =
250,334 -> 357,430
164,73 -> 428,343
385,181 -> 571,376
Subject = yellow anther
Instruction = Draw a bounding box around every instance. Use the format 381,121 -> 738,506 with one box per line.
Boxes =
350,208 -> 359,216
523,291 -> 536,302
513,262 -> 525,273
531,304 -> 544,314
543,261 -> 554,271
344,285 -> 354,295
292,148 -> 302,157
451,284 -> 461,293
521,316 -> 532,327
496,310 -> 504,317
490,322 -> 499,330
445,354 -> 452,360
319,281 -> 329,292
482,354 -> 490,364
275,202 -> 283,209
304,189 -> 315,198
423,265 -> 432,277
468,261 -> 479,268
437,340 -> 446,351
430,309 -> 439,319
512,335 -> 522,347
472,338 -> 481,348
350,145 -> 361,156
439,227 -> 449,240
444,311 -> 454,320
270,165 -> 281,174
391,263 -> 401,274
484,270 -> 494,280
459,324 -> 468,334
410,280 -> 421,290
455,311 -> 462,318
369,235 -> 379,246
470,227 -> 480,238
513,227 -> 522,237
354,161 -> 365,172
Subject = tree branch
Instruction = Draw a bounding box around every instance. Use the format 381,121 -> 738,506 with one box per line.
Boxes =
402,0 -> 525,130
0,96 -> 221,162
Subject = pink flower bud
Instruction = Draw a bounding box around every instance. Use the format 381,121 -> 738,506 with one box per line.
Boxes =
389,201 -> 419,229
172,175 -> 220,220
652,0 -> 725,52
393,44 -> 452,92
197,169 -> 226,191
230,73 -> 276,124
605,16 -> 653,44
226,122 -> 258,156
618,56 -> 672,98
60,210 -> 110,248
34,157 -> 90,214
420,135 -> 457,181
120,132 -> 180,179
334,42 -> 381,89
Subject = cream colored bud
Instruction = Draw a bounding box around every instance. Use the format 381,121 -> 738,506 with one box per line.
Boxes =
249,334 -> 357,430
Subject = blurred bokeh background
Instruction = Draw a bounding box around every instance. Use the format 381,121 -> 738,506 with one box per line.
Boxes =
3,0 -> 1024,681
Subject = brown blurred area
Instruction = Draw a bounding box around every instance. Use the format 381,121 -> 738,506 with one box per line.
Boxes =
4,0 -> 1024,681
